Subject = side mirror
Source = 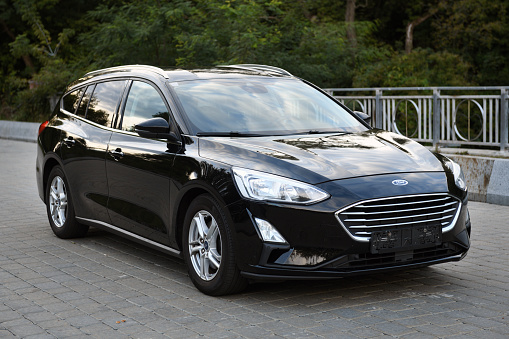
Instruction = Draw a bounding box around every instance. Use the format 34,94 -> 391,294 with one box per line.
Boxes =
135,117 -> 181,144
354,111 -> 372,125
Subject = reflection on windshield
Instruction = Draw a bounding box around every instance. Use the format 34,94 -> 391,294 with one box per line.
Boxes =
171,78 -> 366,136
277,133 -> 380,150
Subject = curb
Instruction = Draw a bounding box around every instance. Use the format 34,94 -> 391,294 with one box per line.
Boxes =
444,154 -> 509,206
1,120 -> 508,206
0,120 -> 39,143
487,160 -> 509,206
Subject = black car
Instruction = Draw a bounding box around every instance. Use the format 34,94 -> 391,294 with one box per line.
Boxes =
36,64 -> 471,295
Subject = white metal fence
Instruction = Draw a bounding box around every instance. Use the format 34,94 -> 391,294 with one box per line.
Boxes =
324,87 -> 509,151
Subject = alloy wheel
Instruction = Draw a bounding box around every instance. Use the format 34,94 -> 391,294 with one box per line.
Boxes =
49,176 -> 68,228
188,210 -> 222,281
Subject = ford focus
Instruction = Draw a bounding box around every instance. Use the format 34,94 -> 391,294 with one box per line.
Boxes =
36,64 -> 471,295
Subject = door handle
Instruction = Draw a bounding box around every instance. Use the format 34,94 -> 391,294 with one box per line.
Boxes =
109,148 -> 124,160
63,136 -> 75,147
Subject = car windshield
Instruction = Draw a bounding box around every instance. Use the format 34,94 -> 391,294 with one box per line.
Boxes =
170,77 -> 367,136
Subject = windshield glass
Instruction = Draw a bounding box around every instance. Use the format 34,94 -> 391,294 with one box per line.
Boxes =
170,77 -> 367,136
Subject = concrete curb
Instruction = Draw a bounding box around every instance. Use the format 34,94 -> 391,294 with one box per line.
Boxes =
0,120 -> 39,143
487,160 -> 509,205
443,154 -> 509,205
2,120 -> 509,206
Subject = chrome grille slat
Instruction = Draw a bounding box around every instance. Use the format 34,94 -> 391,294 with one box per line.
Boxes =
345,207 -> 457,223
349,214 -> 454,229
353,196 -> 450,209
344,201 -> 457,216
335,194 -> 462,242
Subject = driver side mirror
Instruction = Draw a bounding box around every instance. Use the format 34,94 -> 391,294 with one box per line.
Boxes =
354,111 -> 372,125
135,117 -> 181,144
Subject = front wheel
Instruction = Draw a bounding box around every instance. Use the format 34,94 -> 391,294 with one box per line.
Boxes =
45,166 -> 88,238
182,194 -> 247,295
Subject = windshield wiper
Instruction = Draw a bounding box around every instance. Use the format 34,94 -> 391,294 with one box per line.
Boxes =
196,131 -> 264,137
196,130 -> 351,137
302,130 -> 350,135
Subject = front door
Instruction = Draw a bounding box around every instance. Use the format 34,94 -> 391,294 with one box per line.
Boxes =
106,80 -> 177,244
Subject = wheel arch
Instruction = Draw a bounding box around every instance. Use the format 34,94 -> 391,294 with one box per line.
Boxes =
174,186 -> 210,252
173,180 -> 238,252
42,156 -> 62,204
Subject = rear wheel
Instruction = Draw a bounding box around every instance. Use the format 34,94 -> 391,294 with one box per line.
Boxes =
182,194 -> 247,295
46,166 -> 88,238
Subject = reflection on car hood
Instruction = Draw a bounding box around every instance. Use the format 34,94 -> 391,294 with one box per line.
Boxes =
198,129 -> 444,184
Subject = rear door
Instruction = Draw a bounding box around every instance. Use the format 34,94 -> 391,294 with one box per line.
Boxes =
60,80 -> 127,223
106,80 -> 179,245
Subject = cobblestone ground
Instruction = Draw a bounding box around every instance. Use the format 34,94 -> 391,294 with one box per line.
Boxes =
1,138 -> 508,338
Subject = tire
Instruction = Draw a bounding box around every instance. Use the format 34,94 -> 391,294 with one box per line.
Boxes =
45,166 -> 89,239
182,194 -> 247,295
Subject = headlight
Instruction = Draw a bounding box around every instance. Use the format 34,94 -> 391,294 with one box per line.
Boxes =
445,159 -> 467,191
232,167 -> 330,204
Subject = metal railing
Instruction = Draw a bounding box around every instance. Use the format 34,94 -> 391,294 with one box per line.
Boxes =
324,87 -> 509,151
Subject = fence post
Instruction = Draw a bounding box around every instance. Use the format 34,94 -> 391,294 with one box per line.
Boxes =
375,89 -> 382,129
433,88 -> 441,148
501,89 -> 508,151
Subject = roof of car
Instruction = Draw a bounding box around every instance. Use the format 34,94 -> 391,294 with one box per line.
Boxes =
79,64 -> 294,83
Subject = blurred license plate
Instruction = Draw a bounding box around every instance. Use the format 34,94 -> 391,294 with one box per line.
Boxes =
370,225 -> 442,254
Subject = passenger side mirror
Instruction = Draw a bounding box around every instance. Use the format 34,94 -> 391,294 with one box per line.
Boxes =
135,117 -> 181,144
354,111 -> 372,125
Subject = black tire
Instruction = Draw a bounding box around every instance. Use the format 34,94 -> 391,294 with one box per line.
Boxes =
182,194 -> 247,295
45,166 -> 89,239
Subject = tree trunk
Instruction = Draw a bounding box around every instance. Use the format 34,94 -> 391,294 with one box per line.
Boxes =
345,0 -> 357,48
0,18 -> 35,73
405,11 -> 436,54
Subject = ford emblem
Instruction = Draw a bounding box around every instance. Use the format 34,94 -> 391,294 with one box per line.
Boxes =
392,179 -> 408,186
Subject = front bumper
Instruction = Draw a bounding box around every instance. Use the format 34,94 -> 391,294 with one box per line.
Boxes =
230,173 -> 470,281
241,237 -> 468,280
242,252 -> 468,281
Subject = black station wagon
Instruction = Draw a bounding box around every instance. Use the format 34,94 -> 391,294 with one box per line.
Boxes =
36,64 -> 471,295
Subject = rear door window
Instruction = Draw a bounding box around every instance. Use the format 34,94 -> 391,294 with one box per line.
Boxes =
86,81 -> 126,127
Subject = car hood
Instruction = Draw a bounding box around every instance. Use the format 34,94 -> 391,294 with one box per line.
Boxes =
198,129 -> 444,184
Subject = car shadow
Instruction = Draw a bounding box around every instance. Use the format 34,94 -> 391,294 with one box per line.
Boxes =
72,228 -> 454,302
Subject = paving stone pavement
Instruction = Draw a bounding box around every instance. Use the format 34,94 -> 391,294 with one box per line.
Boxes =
0,138 -> 508,338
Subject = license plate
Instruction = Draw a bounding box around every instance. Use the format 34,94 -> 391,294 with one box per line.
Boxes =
370,225 -> 442,254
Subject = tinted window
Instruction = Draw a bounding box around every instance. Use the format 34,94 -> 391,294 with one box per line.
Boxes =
76,85 -> 94,118
171,78 -> 366,135
86,81 -> 125,127
62,88 -> 84,115
121,81 -> 169,132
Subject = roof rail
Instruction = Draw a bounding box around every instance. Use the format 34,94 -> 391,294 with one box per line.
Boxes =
218,64 -> 292,77
83,64 -> 169,79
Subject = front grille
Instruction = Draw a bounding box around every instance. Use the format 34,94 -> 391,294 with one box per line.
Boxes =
335,194 -> 461,242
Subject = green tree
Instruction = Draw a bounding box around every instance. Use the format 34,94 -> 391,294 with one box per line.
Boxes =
432,0 -> 509,85
2,0 -> 509,122
1,0 -> 99,121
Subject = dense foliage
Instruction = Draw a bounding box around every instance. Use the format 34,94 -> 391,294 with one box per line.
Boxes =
1,0 -> 508,121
